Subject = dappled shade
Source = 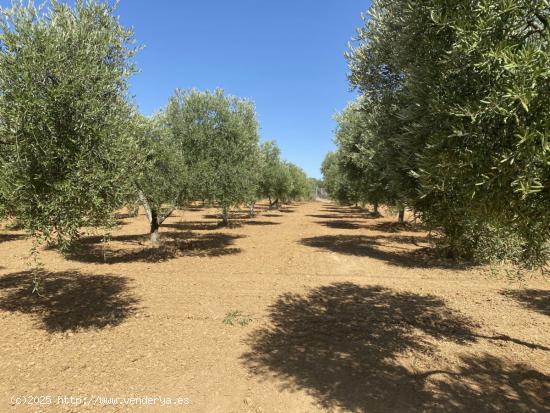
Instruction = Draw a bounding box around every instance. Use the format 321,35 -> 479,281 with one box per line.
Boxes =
242,283 -> 548,412
321,206 -> 369,214
502,289 -> 550,317
240,220 -> 281,226
367,221 -> 424,233
0,233 -> 26,243
62,231 -> 243,264
163,219 -> 279,231
299,234 -> 461,269
163,221 -> 220,231
428,353 -> 550,412
315,220 -> 363,230
0,270 -> 139,332
307,213 -> 378,220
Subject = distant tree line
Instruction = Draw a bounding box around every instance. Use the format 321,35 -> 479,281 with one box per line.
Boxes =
0,1 -> 315,248
324,0 -> 550,267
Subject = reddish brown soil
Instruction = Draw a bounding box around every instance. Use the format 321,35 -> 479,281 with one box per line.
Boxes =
0,202 -> 549,412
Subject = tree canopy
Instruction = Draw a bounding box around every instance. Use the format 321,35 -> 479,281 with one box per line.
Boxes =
258,141 -> 312,207
325,0 -> 550,266
164,89 -> 261,224
0,0 -> 137,247
131,114 -> 188,241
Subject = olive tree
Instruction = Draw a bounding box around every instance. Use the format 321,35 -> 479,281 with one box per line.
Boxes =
258,141 -> 293,208
0,0 -> 137,248
346,0 -> 550,265
165,89 -> 260,225
287,162 -> 313,201
131,115 -> 187,243
321,151 -> 361,205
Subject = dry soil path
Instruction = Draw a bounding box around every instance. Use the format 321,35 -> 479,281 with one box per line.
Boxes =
0,202 -> 548,412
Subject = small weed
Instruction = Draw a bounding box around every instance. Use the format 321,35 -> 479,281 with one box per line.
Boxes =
223,310 -> 253,326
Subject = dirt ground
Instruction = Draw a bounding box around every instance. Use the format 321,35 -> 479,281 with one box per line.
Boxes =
0,201 -> 549,413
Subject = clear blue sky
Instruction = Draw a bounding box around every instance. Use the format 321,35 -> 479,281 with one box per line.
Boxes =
116,1 -> 367,178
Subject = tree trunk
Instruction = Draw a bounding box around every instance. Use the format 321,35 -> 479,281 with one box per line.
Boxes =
222,206 -> 230,226
138,189 -> 176,245
150,209 -> 160,245
248,203 -> 255,218
138,191 -> 160,244
138,190 -> 152,223
373,203 -> 379,214
398,208 -> 405,223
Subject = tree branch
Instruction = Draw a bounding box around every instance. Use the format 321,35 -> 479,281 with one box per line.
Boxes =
137,189 -> 152,224
158,206 -> 175,226
158,188 -> 186,225
535,11 -> 548,30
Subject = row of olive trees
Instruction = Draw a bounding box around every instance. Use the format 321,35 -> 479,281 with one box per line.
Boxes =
0,1 -> 313,248
324,0 -> 550,267
135,89 -> 314,241
258,140 -> 313,208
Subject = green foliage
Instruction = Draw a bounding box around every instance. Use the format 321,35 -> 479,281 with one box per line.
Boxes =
133,115 -> 187,208
223,310 -> 253,326
258,141 -> 292,205
287,162 -> 312,201
165,89 -> 260,222
257,141 -> 310,204
321,151 -> 362,205
342,0 -> 550,266
0,1 -> 314,249
331,98 -> 393,207
130,113 -> 187,235
0,0 -> 137,247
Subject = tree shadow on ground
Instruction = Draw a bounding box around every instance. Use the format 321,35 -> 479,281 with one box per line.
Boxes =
241,220 -> 281,226
233,212 -> 258,219
316,220 -> 363,230
262,213 -> 282,218
502,289 -> 550,317
307,213 -> 378,220
320,205 -> 379,216
216,220 -> 281,228
62,231 -> 243,264
321,206 -> 366,213
202,212 -> 256,220
427,353 -> 550,412
0,270 -> 138,332
242,283 -> 549,413
299,235 -> 461,269
164,221 -> 220,231
368,221 -> 424,233
115,212 -> 134,220
202,213 -> 227,220
0,233 -> 26,242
